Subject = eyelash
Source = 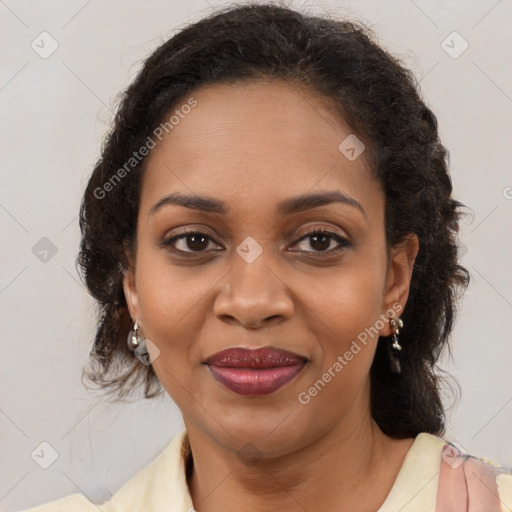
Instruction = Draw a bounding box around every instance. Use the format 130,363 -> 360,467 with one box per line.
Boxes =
161,228 -> 352,256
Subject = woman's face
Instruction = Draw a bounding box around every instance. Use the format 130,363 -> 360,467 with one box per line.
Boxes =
123,79 -> 418,456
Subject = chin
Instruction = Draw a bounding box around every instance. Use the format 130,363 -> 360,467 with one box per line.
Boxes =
206,414 -> 316,460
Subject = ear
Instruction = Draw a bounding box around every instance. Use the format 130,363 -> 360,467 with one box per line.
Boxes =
122,257 -> 140,323
379,233 -> 419,336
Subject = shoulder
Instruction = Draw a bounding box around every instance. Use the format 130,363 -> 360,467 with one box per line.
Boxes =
21,429 -> 192,512
423,433 -> 512,511
381,432 -> 512,512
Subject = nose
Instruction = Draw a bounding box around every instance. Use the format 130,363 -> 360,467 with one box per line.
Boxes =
213,248 -> 294,329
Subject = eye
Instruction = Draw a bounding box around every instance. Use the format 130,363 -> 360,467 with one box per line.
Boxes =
290,228 -> 351,254
161,227 -> 351,256
161,230 -> 221,253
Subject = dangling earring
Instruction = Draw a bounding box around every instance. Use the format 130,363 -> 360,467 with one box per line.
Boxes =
388,317 -> 403,374
127,320 -> 145,351
127,320 -> 157,366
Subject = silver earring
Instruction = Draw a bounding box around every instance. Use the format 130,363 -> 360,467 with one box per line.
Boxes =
127,321 -> 155,366
127,320 -> 144,351
390,317 -> 403,351
388,317 -> 403,374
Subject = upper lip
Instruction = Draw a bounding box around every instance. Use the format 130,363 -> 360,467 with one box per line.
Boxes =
204,347 -> 308,369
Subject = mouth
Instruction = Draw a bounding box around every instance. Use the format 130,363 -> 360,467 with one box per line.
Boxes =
204,346 -> 308,396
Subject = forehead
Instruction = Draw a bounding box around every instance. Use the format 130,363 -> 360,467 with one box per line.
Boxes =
140,79 -> 382,219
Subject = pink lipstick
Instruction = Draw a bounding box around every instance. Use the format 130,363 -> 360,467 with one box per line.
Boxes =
204,347 -> 307,396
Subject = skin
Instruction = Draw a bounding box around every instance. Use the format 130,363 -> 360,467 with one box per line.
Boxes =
123,79 -> 419,512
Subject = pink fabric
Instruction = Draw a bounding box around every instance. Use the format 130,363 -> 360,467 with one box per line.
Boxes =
436,442 -> 508,512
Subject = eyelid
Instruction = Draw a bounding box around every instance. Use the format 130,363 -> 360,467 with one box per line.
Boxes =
293,223 -> 350,242
161,224 -> 223,243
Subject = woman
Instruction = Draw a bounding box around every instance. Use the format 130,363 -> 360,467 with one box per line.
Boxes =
26,3 -> 512,511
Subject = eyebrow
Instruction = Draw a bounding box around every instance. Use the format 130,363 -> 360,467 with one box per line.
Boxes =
149,190 -> 367,220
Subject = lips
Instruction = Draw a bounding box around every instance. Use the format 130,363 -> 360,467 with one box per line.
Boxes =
204,347 -> 307,396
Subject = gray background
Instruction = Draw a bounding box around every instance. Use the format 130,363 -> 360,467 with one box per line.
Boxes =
1,0 -> 511,510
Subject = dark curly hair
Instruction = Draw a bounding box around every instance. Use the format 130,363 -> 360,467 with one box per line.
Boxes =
77,2 -> 470,438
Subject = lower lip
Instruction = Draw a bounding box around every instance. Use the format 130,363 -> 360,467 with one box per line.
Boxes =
207,363 -> 305,396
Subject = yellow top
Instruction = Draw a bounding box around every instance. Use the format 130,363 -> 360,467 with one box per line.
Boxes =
23,429 -> 512,512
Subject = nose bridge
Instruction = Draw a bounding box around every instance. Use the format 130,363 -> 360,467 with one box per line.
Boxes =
214,238 -> 293,327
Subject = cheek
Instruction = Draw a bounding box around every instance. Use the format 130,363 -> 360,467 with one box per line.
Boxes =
134,234 -> 212,331
294,245 -> 387,390
301,266 -> 384,383
133,245 -> 207,369
301,252 -> 386,342
136,268 -> 207,411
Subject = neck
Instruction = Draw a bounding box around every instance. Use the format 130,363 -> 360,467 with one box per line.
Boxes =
184,392 -> 414,512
